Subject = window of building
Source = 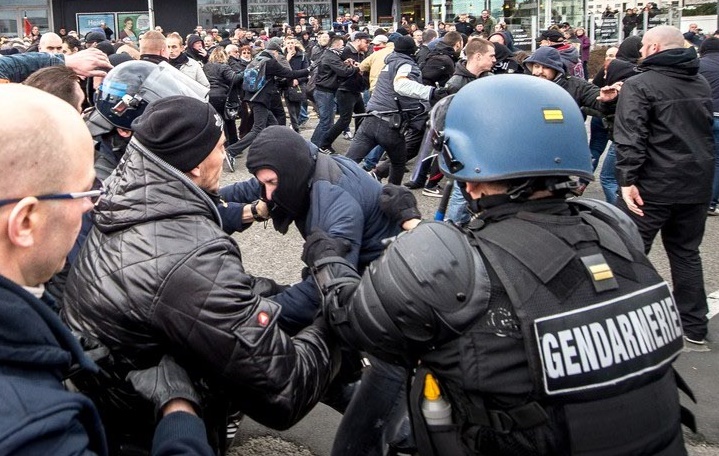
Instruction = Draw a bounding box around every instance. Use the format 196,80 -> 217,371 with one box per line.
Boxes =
295,0 -> 332,30
248,0 -> 288,31
198,4 -> 241,30
0,5 -> 49,38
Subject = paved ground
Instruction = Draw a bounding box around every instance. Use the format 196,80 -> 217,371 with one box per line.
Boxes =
222,116 -> 719,455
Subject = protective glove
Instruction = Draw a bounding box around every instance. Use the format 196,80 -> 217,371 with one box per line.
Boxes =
379,184 -> 422,225
430,86 -> 449,105
126,355 -> 201,416
302,230 -> 352,265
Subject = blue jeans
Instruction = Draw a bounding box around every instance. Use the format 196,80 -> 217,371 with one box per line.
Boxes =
311,89 -> 336,147
444,181 -> 471,225
589,116 -> 609,172
711,118 -> 719,205
362,145 -> 384,170
299,101 -> 309,124
600,143 -> 619,204
332,357 -> 411,456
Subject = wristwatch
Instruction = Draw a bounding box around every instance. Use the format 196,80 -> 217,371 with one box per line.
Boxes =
250,200 -> 266,222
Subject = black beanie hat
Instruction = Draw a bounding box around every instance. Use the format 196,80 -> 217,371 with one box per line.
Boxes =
246,126 -> 316,234
700,37 -> 719,55
132,96 -> 223,172
394,35 -> 417,56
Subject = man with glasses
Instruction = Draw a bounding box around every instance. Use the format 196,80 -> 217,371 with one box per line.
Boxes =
0,84 -> 213,456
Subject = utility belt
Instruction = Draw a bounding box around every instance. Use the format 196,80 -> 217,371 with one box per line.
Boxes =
410,365 -> 693,456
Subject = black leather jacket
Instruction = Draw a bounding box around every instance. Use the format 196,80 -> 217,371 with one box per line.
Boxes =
62,139 -> 338,433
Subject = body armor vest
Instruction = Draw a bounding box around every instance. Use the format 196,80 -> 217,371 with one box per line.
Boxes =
415,201 -> 687,456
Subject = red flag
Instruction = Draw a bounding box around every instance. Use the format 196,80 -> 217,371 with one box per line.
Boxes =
24,17 -> 32,37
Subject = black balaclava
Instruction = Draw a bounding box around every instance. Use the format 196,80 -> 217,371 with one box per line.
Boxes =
246,126 -> 317,234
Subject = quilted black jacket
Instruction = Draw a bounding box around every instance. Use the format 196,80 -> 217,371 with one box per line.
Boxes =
62,138 -> 338,433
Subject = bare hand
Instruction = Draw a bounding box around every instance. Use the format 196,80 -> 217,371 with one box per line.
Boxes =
256,200 -> 270,219
64,48 -> 113,78
597,82 -> 623,102
621,185 -> 644,216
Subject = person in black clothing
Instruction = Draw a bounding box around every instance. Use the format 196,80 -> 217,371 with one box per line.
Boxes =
614,25 -> 714,348
421,31 -> 463,87
283,37 -> 310,132
310,36 -> 359,148
226,40 -> 310,158
186,35 -> 209,64
204,47 -> 242,146
453,13 -> 475,35
318,32 -> 370,153
416,29 -> 438,67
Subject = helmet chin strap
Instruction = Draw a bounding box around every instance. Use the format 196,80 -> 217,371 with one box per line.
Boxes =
461,177 -> 579,214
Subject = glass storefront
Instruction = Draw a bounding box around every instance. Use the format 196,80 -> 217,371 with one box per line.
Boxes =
0,1 -> 50,38
295,0 -> 332,30
248,0 -> 288,29
198,4 -> 241,30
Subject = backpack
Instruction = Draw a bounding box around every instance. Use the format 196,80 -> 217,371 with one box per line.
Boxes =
306,51 -> 325,103
242,54 -> 271,94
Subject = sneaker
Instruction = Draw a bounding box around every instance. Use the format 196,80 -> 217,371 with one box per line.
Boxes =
684,336 -> 711,352
368,170 -> 382,182
319,146 -> 337,155
343,131 -> 354,140
422,187 -> 443,198
708,205 -> 718,216
225,154 -> 235,173
403,180 -> 423,190
226,416 -> 242,442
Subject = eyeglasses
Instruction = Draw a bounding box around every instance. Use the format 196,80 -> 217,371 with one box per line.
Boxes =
0,178 -> 106,207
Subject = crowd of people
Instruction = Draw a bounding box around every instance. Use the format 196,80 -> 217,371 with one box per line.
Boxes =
0,10 -> 716,456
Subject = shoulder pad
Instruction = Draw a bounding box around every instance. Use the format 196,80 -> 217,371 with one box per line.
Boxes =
569,198 -> 644,252
368,221 -> 490,340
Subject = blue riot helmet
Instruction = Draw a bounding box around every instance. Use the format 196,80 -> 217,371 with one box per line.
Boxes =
439,75 -> 593,184
86,61 -> 209,137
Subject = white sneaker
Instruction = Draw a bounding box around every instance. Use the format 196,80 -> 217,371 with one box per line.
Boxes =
343,131 -> 354,140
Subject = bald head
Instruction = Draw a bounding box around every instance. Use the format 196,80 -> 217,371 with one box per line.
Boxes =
0,85 -> 93,200
642,25 -> 685,58
39,32 -> 63,54
0,84 -> 96,285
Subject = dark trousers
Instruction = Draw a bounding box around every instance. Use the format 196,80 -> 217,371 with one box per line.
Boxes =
321,90 -> 364,149
226,102 -> 277,157
270,90 -> 286,126
347,116 -> 407,185
374,125 -> 425,183
286,99 -> 301,132
616,198 -> 709,339
209,96 -> 238,145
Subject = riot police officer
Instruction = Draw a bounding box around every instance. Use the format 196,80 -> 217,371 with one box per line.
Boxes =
304,75 -> 691,455
85,60 -> 209,179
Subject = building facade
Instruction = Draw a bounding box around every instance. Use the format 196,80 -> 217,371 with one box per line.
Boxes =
0,0 -> 701,43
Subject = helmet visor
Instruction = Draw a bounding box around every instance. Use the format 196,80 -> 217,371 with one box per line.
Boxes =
138,61 -> 209,103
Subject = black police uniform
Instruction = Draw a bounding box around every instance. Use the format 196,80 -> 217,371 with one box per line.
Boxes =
312,196 -> 689,456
